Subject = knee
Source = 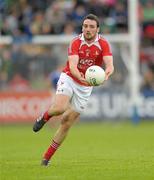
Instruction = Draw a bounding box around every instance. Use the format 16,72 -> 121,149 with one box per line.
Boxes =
61,122 -> 72,133
61,112 -> 80,132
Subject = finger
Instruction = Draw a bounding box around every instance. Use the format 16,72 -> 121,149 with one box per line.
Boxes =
105,75 -> 108,80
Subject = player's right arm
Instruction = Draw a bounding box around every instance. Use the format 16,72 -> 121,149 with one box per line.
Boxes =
68,38 -> 88,85
68,55 -> 87,84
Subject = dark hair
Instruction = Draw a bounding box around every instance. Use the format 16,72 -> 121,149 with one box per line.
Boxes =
83,14 -> 100,27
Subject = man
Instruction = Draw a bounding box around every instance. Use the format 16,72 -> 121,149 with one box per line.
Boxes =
33,14 -> 114,166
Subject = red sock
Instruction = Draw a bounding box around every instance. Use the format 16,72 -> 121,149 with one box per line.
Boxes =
43,140 -> 60,161
43,111 -> 52,122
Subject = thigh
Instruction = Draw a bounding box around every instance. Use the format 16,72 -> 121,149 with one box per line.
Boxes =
51,94 -> 71,110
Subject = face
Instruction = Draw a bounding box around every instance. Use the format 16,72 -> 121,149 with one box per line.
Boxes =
82,19 -> 99,41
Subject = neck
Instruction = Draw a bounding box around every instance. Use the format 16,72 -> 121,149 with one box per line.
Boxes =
85,34 -> 98,44
86,39 -> 95,44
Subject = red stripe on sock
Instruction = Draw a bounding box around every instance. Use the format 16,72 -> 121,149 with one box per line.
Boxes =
43,111 -> 51,122
43,140 -> 60,161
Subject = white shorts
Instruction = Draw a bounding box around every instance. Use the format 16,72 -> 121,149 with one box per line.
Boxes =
56,73 -> 93,113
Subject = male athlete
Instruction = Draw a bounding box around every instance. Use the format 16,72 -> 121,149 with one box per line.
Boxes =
33,14 -> 114,166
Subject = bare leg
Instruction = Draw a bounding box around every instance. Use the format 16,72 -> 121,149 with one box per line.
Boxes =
42,108 -> 80,165
53,108 -> 80,144
33,94 -> 71,132
48,94 -> 71,116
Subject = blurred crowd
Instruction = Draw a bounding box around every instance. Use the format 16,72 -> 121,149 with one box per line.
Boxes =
139,0 -> 154,96
0,0 -> 154,95
0,0 -> 128,36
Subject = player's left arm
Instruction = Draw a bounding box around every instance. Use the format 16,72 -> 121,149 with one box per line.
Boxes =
103,55 -> 114,80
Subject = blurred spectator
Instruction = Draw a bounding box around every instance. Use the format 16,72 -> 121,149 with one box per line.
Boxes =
0,49 -> 12,90
30,11 -> 44,35
0,71 -> 7,90
6,9 -> 18,32
142,1 -> 154,22
141,62 -> 154,97
45,1 -> 66,34
41,22 -> 54,35
9,73 -> 31,91
141,0 -> 154,41
47,65 -> 64,92
62,22 -> 76,35
139,0 -> 154,95
0,49 -> 12,80
109,2 -> 128,32
70,4 -> 87,33
52,22 -> 76,65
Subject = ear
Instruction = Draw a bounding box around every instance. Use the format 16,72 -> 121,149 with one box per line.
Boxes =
97,27 -> 100,33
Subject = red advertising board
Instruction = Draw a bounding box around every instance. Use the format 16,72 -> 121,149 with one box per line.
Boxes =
0,91 -> 52,123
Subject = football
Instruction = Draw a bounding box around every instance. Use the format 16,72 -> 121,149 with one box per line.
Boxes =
85,65 -> 105,86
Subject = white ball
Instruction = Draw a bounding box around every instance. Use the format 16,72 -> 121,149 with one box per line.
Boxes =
85,65 -> 105,86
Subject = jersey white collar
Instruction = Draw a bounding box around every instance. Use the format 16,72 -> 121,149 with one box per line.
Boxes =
79,33 -> 101,49
80,33 -> 99,42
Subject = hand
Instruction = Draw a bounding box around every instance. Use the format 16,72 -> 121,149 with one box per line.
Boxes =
105,66 -> 114,80
79,73 -> 90,86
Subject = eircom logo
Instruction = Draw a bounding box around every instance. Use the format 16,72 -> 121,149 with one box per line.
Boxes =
0,91 -> 51,122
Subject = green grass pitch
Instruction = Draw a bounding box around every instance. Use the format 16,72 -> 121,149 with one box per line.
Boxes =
1,121 -> 154,180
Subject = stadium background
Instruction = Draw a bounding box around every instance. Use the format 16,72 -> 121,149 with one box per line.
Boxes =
0,0 -> 153,122
0,1 -> 154,180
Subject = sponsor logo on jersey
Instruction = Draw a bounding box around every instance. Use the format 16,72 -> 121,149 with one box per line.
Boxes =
85,49 -> 90,57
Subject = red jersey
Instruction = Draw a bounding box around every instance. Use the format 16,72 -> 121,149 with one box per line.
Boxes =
63,33 -> 112,85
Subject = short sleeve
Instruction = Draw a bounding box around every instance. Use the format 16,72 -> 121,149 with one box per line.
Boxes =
101,40 -> 112,56
68,39 -> 80,56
